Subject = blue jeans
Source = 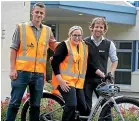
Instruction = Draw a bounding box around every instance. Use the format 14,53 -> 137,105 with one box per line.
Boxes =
5,71 -> 44,121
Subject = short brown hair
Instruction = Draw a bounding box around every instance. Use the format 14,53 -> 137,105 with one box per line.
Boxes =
33,2 -> 46,9
89,17 -> 108,34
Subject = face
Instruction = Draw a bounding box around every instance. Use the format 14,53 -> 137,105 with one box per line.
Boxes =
70,29 -> 82,46
32,6 -> 45,23
92,22 -> 105,39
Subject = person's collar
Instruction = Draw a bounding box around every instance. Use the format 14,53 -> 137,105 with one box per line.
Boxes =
91,36 -> 105,41
29,21 -> 43,28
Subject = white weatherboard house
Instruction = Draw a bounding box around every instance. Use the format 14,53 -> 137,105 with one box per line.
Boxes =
1,1 -> 139,100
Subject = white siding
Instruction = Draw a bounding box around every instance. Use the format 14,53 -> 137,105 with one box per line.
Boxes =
131,71 -> 139,92
1,1 -> 30,100
107,8 -> 139,40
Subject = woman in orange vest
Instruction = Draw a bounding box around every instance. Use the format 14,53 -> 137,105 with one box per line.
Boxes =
51,26 -> 105,121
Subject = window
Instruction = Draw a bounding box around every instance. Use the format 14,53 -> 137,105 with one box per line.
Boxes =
116,42 -> 132,49
138,53 -> 139,69
115,72 -> 131,85
137,42 -> 139,70
115,41 -> 132,85
117,53 -> 131,69
134,41 -> 139,71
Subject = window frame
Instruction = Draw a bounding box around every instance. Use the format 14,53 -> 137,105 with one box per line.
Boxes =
136,41 -> 139,71
115,40 -> 133,72
114,40 -> 133,85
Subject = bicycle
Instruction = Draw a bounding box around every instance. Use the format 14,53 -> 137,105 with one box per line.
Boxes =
21,79 -> 139,121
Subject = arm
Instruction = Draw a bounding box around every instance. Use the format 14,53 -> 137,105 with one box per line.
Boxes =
10,49 -> 17,71
9,26 -> 20,80
48,30 -> 60,51
51,42 -> 67,75
110,61 -> 118,74
51,42 -> 70,92
109,41 -> 118,75
95,69 -> 105,78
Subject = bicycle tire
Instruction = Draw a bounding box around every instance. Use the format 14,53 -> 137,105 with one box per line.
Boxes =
21,92 -> 65,121
98,96 -> 139,121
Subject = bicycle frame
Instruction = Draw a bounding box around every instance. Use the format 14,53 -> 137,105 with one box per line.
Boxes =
41,90 -> 125,121
79,96 -> 125,121
96,96 -> 125,121
22,90 -> 129,121
78,96 -> 104,121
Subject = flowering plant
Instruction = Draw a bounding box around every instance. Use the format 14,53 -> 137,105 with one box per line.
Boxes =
113,104 -> 139,121
1,93 -> 30,121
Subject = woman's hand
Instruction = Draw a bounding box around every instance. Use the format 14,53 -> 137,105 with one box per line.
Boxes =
56,74 -> 71,92
59,79 -> 70,92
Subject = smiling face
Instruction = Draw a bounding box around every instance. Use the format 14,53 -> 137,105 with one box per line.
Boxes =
70,29 -> 82,46
31,6 -> 45,23
90,17 -> 108,40
92,22 -> 105,39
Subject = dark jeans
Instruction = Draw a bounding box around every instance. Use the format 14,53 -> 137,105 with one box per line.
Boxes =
5,71 -> 44,121
84,78 -> 112,121
58,86 -> 87,121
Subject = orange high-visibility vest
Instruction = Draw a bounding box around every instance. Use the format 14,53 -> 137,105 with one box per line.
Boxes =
52,39 -> 88,89
15,22 -> 51,73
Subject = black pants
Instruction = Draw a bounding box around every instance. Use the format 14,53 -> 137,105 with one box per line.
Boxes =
84,78 -> 112,121
58,86 -> 87,121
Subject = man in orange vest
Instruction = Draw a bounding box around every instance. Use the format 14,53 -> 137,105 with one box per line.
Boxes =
5,2 -> 58,121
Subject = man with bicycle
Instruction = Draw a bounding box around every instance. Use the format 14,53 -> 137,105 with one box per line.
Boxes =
84,17 -> 118,121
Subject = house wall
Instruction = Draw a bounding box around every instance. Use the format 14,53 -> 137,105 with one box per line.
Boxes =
1,1 -> 30,100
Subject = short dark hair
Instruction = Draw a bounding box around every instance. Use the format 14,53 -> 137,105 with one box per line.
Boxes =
33,2 -> 46,9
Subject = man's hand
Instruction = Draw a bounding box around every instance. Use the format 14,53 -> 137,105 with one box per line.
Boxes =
9,69 -> 17,80
49,56 -> 53,63
105,72 -> 113,83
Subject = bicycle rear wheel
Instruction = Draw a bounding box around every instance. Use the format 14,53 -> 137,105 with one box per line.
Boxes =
21,92 -> 64,121
98,96 -> 139,121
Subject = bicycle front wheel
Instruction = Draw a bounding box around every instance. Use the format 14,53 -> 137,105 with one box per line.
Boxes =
98,96 -> 139,121
21,92 -> 64,121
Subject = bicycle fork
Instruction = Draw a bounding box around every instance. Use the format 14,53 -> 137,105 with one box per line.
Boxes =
111,97 -> 125,121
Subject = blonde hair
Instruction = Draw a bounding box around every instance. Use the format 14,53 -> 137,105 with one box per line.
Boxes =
89,17 -> 108,34
68,26 -> 83,36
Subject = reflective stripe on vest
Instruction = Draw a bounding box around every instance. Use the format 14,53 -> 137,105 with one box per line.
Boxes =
60,40 -> 87,79
17,23 -> 50,63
